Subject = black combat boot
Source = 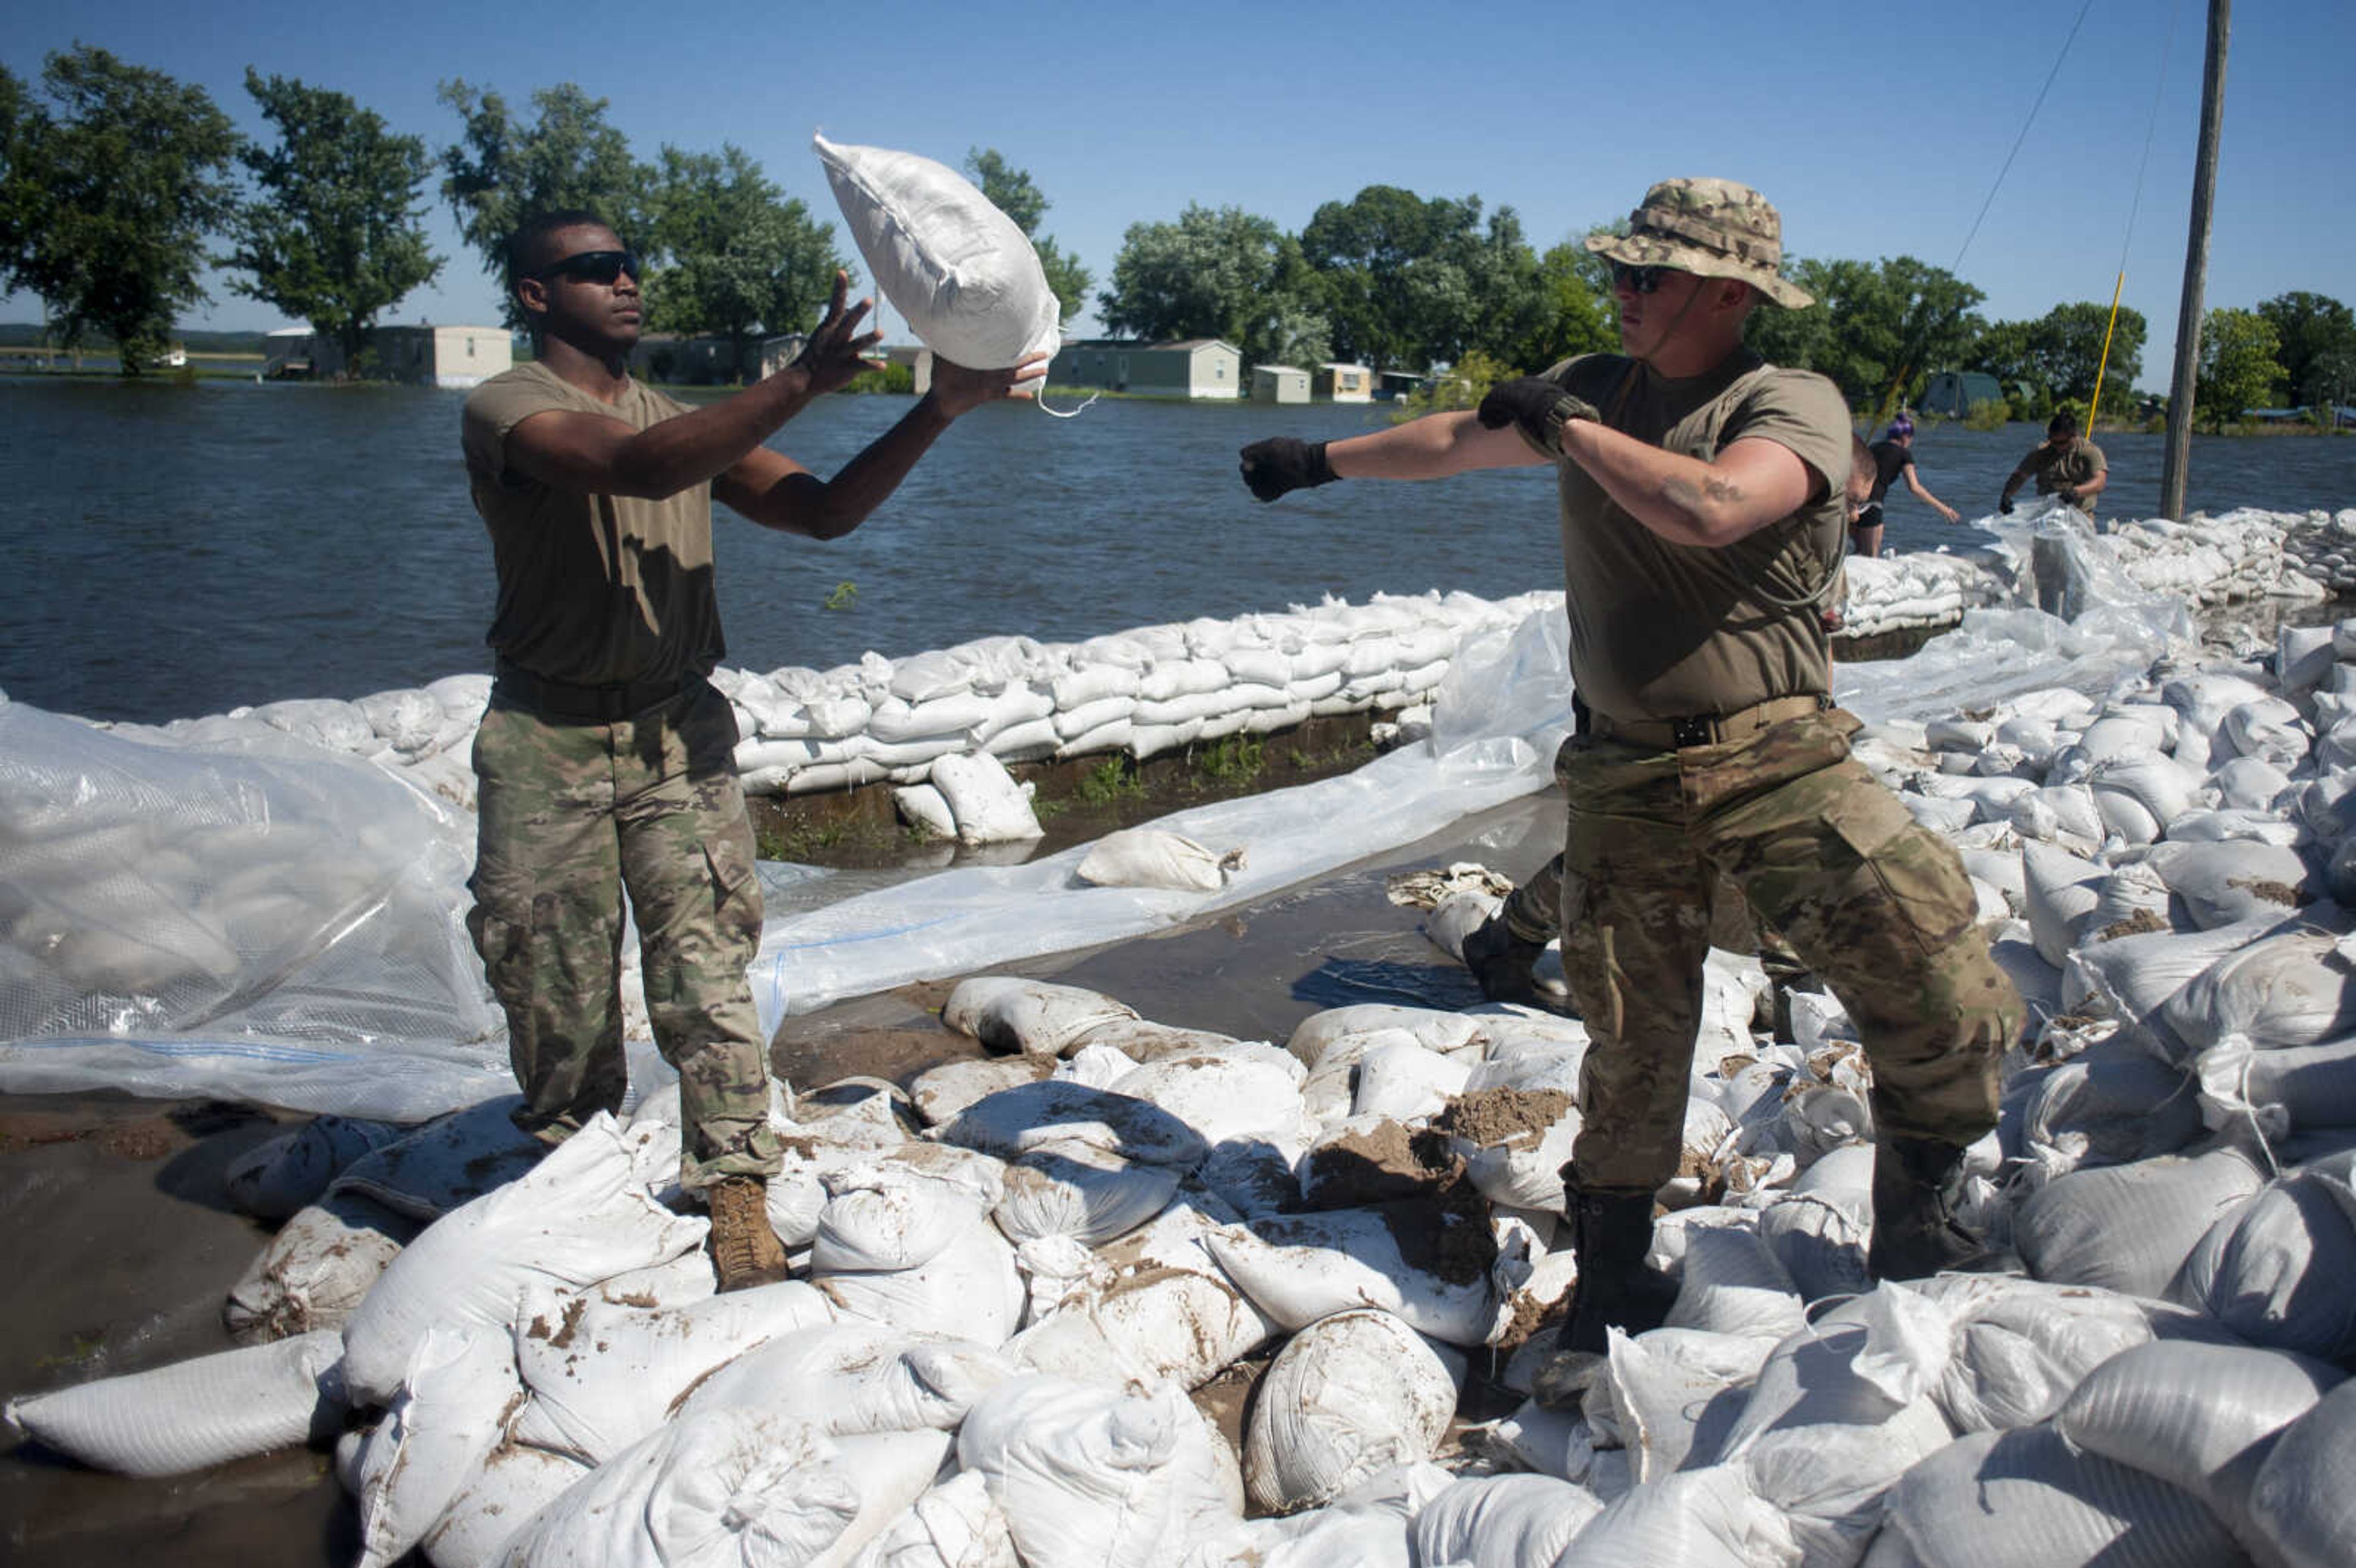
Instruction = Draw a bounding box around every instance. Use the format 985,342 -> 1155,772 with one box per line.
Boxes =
1461,913 -> 1566,1014
1530,1179 -> 1680,1409
1868,1134 -> 1984,1280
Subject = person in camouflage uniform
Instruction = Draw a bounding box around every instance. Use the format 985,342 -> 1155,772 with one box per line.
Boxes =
1239,179 -> 2019,1396
2000,411 -> 2108,516
461,210 -> 1043,1291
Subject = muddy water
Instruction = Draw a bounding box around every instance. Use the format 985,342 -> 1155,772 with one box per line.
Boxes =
0,789 -> 1566,1564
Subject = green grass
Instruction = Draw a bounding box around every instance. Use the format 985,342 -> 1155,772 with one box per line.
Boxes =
1190,734 -> 1264,784
1074,756 -> 1145,806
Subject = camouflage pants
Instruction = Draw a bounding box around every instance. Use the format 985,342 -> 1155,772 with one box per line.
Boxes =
1499,849 -> 1806,982
1551,709 -> 2017,1196
468,677 -> 782,1191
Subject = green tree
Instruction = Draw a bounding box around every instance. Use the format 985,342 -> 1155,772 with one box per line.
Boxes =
2255,291 -> 2356,411
1744,255 -> 1984,414
1098,203 -> 1329,370
0,46 -> 237,372
963,147 -> 1091,326
642,143 -> 842,382
1299,185 -> 1536,373
2011,301 -> 2146,418
2193,307 -> 2285,430
1492,238 -> 1614,374
438,80 -> 644,329
219,70 -> 442,375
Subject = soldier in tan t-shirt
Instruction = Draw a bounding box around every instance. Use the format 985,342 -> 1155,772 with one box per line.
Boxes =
1999,410 -> 2109,515
461,209 -> 1043,1293
1239,178 -> 2017,1404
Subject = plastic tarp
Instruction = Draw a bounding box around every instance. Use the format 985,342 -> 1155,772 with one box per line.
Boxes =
0,512 -> 2205,1121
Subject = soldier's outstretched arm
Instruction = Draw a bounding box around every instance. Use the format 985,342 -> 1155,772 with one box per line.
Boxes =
1239,412 -> 1540,502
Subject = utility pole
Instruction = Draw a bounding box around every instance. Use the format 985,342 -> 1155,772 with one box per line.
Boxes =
2161,0 -> 2230,521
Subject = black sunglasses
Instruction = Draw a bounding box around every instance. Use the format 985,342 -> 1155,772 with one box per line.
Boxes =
532,248 -> 641,286
1611,261 -> 1677,294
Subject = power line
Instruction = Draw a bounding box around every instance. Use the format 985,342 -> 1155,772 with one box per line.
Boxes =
1951,0 -> 2101,274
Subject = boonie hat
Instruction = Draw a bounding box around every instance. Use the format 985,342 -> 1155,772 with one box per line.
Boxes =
1586,177 -> 1814,309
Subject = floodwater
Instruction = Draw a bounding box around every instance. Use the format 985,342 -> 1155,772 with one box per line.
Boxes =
6,374 -> 2352,726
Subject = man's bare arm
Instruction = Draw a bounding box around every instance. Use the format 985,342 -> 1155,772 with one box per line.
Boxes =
716,354 -> 1047,540
1326,412 -> 1546,481
1555,424 -> 1816,546
501,270 -> 879,501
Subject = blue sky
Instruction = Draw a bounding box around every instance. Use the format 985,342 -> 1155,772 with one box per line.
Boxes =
7,0 -> 2352,390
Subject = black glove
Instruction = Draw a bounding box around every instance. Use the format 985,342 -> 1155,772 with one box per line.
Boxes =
1476,377 -> 1601,455
1238,437 -> 1336,502
2057,485 -> 2080,505
1997,496 -> 2015,515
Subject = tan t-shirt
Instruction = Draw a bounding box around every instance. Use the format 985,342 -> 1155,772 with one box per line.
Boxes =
460,361 -> 725,686
1543,350 -> 1850,723
2020,436 -> 2107,510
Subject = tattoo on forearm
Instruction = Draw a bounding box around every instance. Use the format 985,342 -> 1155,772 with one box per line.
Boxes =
1665,474 -> 1746,514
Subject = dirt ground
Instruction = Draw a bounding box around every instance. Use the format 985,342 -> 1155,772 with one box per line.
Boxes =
0,788 -> 1567,1566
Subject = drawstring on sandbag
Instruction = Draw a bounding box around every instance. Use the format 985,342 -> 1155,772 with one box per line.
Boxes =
1035,386 -> 1099,419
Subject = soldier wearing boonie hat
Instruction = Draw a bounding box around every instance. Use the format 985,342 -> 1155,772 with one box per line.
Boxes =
1238,177 -> 2018,1405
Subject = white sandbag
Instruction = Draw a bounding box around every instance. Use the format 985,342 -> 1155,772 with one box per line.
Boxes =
225,1113 -> 407,1220
2198,1033 -> 2356,1137
2244,1376 -> 2356,1568
507,1277 -> 836,1464
2220,696 -> 2311,767
845,1471 -> 1017,1568
809,1184 -> 1023,1343
929,751 -> 1044,844
2163,806 -> 2308,847
499,1405 -> 932,1568
2063,915 -> 2287,1062
813,135 -> 1061,372
1909,1274 -> 2214,1434
1351,1039 -> 1473,1123
339,1115 -> 706,1409
226,1188 -> 422,1343
2139,839 -> 2309,929
1063,1017 -> 1249,1064
1663,1223 -> 1807,1342
994,1140 -> 1183,1247
2164,669 -> 2279,754
2171,1152 -> 2356,1361
1196,1131 -> 1307,1220
909,1056 -> 1055,1127
893,783 -> 957,839
2087,860 -> 2176,940
2022,840 -> 2106,969
1205,1203 -> 1495,1347
1076,829 -> 1244,893
1869,1423 -> 2244,1568
2211,756 -> 2293,812
2055,1339 -> 2342,1555
2009,783 -> 2108,856
1441,1085 -> 1579,1213
328,1095 -> 549,1221
1107,1047 -> 1307,1148
933,1078 -> 1208,1169
3,1328 -> 345,1478
1244,1310 -> 1464,1514
679,1321 -> 1017,1436
1599,1325 -> 1779,1483
1006,1190 -> 1276,1390
1411,1472 -> 1603,1568
2087,747 -> 2207,842
1553,1464 -> 1787,1568
957,1375 -> 1239,1568
1711,1286 -> 1958,1561
421,1440 -> 588,1568
1283,1004 -> 1486,1069
2012,1142 -> 2267,1297
355,1326 -> 520,1568
942,977 -> 1139,1057
2162,928 -> 2356,1055
2007,1037 -> 2203,1182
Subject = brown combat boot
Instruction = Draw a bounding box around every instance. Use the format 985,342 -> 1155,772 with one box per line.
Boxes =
706,1175 -> 788,1293
1530,1178 -> 1680,1410
1868,1134 -> 1986,1280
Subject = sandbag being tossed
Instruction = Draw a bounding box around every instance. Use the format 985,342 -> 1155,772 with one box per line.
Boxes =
814,134 -> 1062,373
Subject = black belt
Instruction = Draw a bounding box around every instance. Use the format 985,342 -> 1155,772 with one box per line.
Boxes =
1574,691 -> 1831,750
493,659 -> 693,724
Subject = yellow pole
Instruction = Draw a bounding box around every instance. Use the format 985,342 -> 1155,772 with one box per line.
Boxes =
2087,270 -> 2127,428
